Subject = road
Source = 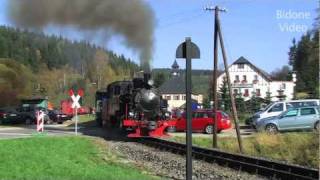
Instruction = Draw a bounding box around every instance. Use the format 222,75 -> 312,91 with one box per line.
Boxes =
0,124 -> 80,139
0,122 -> 256,140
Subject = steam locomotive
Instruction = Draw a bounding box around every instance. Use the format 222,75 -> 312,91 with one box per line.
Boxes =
95,73 -> 174,137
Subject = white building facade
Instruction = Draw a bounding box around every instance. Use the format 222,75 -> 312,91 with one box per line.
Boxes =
158,60 -> 203,111
217,57 -> 295,101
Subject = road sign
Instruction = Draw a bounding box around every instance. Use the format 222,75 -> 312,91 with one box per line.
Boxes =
69,89 -> 84,136
37,110 -> 44,132
69,89 -> 82,109
176,37 -> 200,180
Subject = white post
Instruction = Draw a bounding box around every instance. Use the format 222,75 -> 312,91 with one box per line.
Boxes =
75,108 -> 78,135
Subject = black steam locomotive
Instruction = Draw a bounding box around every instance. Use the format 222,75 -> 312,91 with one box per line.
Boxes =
96,73 -> 172,137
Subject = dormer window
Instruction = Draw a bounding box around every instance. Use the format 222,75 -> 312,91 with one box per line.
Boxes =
238,64 -> 244,69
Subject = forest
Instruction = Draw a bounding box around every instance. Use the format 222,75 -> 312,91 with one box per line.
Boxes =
0,26 -> 139,107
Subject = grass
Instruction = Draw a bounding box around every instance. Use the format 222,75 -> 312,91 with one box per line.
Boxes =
172,132 -> 319,168
76,114 -> 95,123
0,136 -> 158,180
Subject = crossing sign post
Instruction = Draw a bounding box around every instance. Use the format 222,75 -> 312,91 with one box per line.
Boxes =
36,110 -> 44,132
69,89 -> 84,135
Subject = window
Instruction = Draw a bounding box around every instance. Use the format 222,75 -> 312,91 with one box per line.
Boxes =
284,109 -> 298,117
244,89 -> 249,97
256,89 -> 261,96
238,64 -> 244,69
233,89 -> 238,96
253,75 -> 259,84
300,108 -> 316,116
235,75 -> 239,81
268,103 -> 284,112
183,96 -> 186,100
193,112 -> 204,118
165,95 -> 171,100
174,95 -> 180,100
243,75 -> 247,81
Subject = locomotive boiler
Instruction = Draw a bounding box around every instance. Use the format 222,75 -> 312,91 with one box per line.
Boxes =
99,73 -> 173,137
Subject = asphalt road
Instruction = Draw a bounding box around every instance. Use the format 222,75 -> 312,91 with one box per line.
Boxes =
0,122 -> 256,140
0,124 -> 80,139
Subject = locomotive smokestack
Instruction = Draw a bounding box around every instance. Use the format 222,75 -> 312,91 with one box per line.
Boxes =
143,73 -> 151,84
8,0 -> 154,70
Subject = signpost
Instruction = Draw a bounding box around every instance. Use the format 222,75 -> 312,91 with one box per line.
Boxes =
69,89 -> 84,135
176,37 -> 200,180
36,110 -> 44,132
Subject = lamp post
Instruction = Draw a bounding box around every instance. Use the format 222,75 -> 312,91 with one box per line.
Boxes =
292,71 -> 297,99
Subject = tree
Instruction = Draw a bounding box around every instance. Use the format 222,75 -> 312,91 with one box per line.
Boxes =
270,65 -> 292,81
289,30 -> 319,98
265,91 -> 272,104
153,72 -> 166,88
219,78 -> 230,112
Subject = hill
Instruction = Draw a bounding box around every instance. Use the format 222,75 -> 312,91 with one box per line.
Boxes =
0,26 -> 139,107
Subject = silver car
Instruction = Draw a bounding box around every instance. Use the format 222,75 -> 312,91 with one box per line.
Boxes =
256,106 -> 320,133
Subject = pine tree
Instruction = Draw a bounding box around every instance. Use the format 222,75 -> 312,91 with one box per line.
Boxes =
219,78 -> 230,112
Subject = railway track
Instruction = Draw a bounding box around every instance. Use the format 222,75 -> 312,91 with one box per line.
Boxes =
139,137 -> 319,180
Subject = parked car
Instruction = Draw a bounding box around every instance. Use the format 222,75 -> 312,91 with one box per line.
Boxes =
256,106 -> 320,133
48,110 -> 71,124
249,99 -> 320,128
16,106 -> 50,124
0,107 -> 24,124
168,109 -> 232,134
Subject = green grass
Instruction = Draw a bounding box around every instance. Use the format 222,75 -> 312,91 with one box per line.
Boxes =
77,115 -> 95,123
0,136 -> 158,180
172,132 -> 319,168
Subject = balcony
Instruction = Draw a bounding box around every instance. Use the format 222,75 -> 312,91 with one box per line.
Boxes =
241,80 -> 247,84
234,80 -> 240,84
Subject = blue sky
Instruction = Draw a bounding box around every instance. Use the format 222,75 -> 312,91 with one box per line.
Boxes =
0,0 -> 318,72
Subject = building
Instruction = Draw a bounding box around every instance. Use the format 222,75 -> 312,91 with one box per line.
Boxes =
217,57 -> 295,101
158,60 -> 203,111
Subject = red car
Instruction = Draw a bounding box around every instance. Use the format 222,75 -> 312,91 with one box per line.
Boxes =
169,109 -> 232,134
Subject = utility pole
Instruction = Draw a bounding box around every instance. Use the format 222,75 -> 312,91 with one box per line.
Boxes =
205,6 -> 243,152
205,6 -> 226,149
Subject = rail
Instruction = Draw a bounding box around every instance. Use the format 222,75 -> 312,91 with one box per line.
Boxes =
139,137 -> 319,180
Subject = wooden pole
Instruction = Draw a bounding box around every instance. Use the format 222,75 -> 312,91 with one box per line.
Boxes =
212,6 -> 219,148
217,17 -> 243,153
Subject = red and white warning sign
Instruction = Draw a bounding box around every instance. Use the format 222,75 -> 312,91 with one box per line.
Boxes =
37,110 -> 44,132
69,89 -> 84,135
69,89 -> 83,109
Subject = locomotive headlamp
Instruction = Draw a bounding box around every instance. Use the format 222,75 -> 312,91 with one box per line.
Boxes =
148,91 -> 156,99
148,79 -> 154,86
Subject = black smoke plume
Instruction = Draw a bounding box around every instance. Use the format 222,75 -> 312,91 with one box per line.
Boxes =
8,0 -> 154,71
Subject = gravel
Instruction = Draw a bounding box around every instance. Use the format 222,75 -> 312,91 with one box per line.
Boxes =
107,140 -> 267,180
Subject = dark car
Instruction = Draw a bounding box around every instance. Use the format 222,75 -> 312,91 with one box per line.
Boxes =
0,107 -> 24,124
48,110 -> 71,124
16,106 -> 50,124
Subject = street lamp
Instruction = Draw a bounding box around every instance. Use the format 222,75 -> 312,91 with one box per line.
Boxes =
292,71 -> 297,99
